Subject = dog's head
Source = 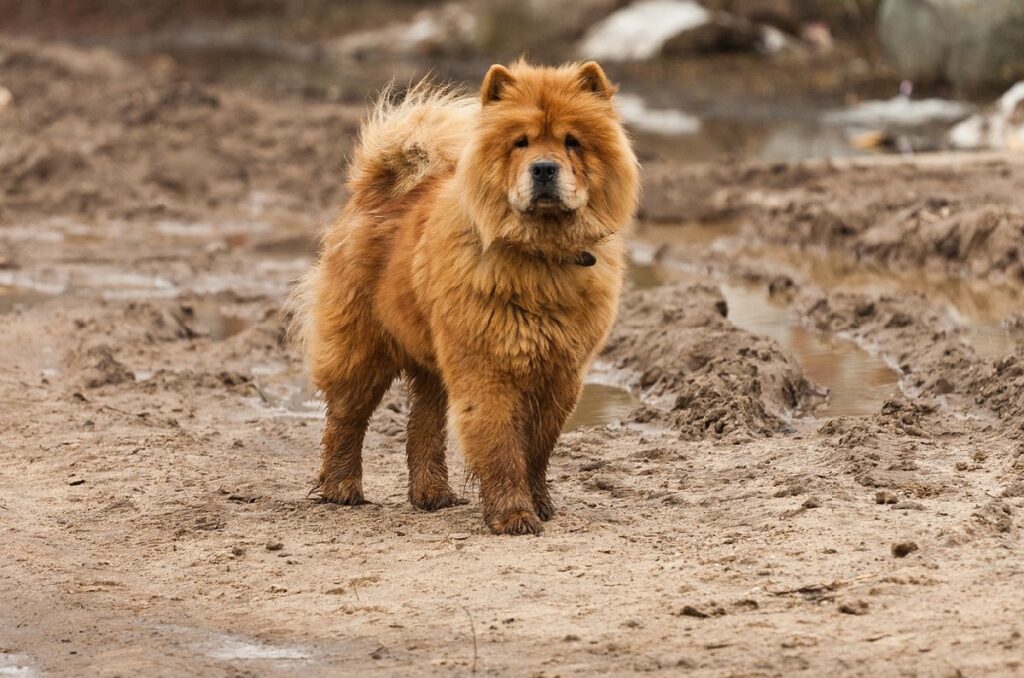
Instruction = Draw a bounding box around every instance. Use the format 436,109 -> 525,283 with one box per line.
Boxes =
458,60 -> 639,257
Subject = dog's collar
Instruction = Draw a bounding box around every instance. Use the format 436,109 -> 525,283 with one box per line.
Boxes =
525,248 -> 598,267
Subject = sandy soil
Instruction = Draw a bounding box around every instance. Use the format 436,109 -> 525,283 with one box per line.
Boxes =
2,35 -> 1023,677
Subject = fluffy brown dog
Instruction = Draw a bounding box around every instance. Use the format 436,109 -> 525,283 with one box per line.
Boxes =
290,61 -> 639,535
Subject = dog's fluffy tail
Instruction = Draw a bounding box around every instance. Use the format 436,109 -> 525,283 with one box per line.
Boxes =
285,81 -> 476,357
348,79 -> 477,208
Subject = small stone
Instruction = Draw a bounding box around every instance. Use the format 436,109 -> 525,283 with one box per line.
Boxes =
838,600 -> 869,615
679,605 -> 709,618
892,541 -> 919,558
563,634 -> 580,642
854,301 -> 876,318
68,478 -> 85,486
802,496 -> 822,509
231,546 -> 245,557
266,541 -> 284,551
875,491 -> 898,504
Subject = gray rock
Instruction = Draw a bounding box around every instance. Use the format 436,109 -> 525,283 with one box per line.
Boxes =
878,0 -> 1024,90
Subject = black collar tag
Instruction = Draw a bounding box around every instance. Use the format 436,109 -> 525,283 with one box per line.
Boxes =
575,251 -> 597,267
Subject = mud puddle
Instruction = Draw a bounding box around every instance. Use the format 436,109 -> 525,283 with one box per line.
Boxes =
625,88 -> 972,164
0,653 -> 36,678
652,222 -> 1018,358
632,259 -> 900,417
181,297 -> 253,340
564,382 -> 643,431
634,221 -> 1022,413
254,364 -> 641,432
0,285 -> 51,314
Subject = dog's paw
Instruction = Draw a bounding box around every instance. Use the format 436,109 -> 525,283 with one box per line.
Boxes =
533,495 -> 556,522
487,509 -> 542,536
316,478 -> 368,506
410,486 -> 466,511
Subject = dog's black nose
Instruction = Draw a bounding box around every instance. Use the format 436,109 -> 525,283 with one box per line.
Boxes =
530,161 -> 559,183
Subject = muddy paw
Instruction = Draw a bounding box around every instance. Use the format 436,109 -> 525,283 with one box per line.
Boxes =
533,495 -> 556,522
488,509 -> 542,536
316,478 -> 368,506
410,487 -> 466,511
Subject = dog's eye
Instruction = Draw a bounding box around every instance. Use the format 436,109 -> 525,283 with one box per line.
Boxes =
513,136 -> 529,149
565,134 -> 581,150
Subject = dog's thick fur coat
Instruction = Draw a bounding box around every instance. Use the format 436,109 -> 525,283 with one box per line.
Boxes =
291,61 -> 639,534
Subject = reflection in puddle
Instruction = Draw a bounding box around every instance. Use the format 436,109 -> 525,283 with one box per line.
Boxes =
182,297 -> 252,340
718,282 -> 899,417
0,286 -> 51,314
631,259 -> 901,417
261,368 -> 641,431
205,639 -> 312,662
564,383 -> 643,431
0,653 -> 36,677
637,222 -> 1021,359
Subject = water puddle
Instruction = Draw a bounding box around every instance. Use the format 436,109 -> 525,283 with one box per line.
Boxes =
0,285 -> 51,314
205,638 -> 312,662
632,221 -> 1023,415
638,222 -> 1021,358
257,366 -> 640,431
181,297 -> 253,340
717,282 -> 899,416
632,260 -> 900,417
564,383 -> 643,431
0,653 -> 36,677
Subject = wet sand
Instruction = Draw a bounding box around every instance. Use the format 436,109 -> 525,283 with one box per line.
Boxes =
2,36 -> 1024,676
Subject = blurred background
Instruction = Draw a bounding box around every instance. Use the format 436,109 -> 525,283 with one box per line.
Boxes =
2,0 -> 1023,171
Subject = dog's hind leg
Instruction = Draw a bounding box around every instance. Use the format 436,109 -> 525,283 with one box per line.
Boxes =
317,359 -> 395,505
405,366 -> 462,510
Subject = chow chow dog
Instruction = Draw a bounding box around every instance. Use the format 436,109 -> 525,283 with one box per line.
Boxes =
290,60 -> 639,535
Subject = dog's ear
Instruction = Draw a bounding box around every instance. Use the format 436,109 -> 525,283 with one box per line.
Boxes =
578,61 -> 616,99
481,64 -> 515,105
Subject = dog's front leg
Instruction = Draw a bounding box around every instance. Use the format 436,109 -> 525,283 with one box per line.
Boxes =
525,370 -> 583,521
446,367 -> 540,535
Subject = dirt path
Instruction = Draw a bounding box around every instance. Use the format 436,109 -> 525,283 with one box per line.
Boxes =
2,38 -> 1023,676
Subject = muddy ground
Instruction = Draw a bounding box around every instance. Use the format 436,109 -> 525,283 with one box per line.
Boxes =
2,30 -> 1023,678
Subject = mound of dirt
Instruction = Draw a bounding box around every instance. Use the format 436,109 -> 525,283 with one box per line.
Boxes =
803,290 -> 977,398
642,158 -> 1024,281
603,283 -> 821,439
0,38 -> 357,225
970,355 -> 1024,425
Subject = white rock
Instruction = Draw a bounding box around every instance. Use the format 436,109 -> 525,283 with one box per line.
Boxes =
949,82 -> 1024,150
824,96 -> 973,127
615,93 -> 701,135
579,0 -> 709,61
332,3 -> 477,58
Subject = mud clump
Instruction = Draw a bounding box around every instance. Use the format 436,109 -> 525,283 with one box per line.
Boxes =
0,38 -> 356,225
970,355 -> 1024,425
804,291 -> 977,399
68,343 -> 135,389
604,284 -> 821,440
643,160 -> 1024,281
